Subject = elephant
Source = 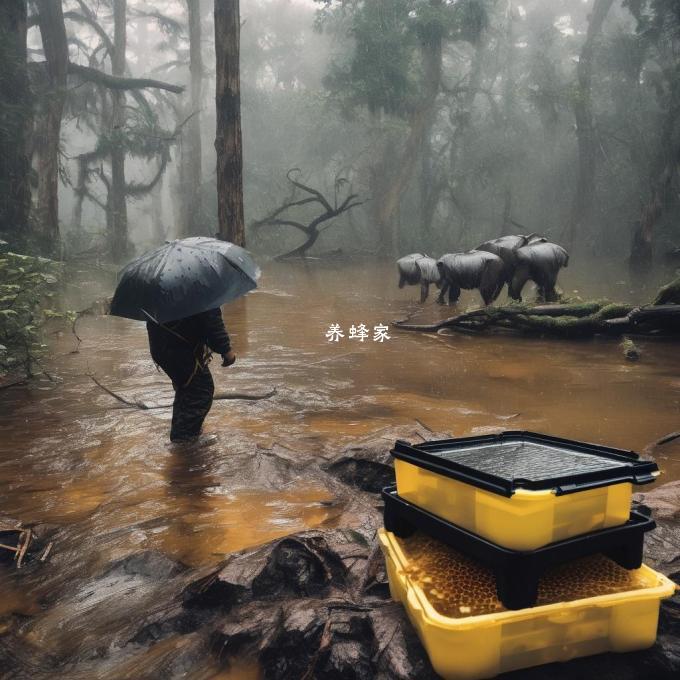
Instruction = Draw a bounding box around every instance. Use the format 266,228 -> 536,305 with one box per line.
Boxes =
436,250 -> 506,306
397,253 -> 443,303
476,234 -> 546,283
508,241 -> 569,302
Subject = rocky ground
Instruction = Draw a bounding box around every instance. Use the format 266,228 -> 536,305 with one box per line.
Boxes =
1,424 -> 679,679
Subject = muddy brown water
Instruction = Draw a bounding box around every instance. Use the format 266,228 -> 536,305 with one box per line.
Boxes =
1,259 -> 679,678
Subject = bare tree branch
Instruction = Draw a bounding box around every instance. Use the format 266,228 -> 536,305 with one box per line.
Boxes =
286,169 -> 333,212
68,63 -> 184,93
253,169 -> 364,259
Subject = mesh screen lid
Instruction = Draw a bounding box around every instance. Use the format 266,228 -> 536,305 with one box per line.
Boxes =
391,431 -> 659,496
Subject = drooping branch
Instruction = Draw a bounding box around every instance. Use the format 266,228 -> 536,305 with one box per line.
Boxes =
125,151 -> 169,197
67,63 -> 184,93
252,170 -> 364,259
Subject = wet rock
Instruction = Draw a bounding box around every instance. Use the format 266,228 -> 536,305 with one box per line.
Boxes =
103,550 -> 186,580
636,481 -> 680,521
212,601 -> 281,658
314,608 -> 374,680
325,457 -> 395,494
259,602 -> 326,679
369,602 -> 438,680
185,531 -> 352,610
360,543 -> 390,598
252,534 -> 347,599
130,610 -> 206,646
323,423 -> 449,493
635,482 -> 680,574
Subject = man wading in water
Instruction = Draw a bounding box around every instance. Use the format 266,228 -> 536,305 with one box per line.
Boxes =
146,308 -> 236,443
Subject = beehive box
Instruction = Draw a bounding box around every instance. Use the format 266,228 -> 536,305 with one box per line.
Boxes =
379,529 -> 676,680
392,431 -> 659,551
382,485 -> 656,610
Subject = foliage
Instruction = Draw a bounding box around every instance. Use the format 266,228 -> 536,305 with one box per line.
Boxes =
0,250 -> 71,378
317,0 -> 488,117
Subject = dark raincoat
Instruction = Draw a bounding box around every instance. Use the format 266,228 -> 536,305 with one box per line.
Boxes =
146,308 -> 231,442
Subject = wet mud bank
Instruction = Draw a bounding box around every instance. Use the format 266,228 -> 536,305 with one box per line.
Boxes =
1,423 -> 679,680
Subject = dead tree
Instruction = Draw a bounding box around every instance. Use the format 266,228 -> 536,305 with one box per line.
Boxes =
252,169 -> 364,260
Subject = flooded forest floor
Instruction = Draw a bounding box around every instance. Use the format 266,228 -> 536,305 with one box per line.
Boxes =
1,260 -> 680,679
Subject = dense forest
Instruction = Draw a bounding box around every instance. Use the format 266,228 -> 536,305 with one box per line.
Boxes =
1,0 -> 679,265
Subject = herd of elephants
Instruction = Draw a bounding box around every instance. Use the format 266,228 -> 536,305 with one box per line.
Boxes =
397,234 -> 569,305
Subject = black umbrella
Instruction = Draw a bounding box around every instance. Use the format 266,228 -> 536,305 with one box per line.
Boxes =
110,237 -> 261,324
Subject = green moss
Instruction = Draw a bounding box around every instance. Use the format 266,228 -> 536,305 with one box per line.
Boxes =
621,338 -> 641,361
653,277 -> 680,306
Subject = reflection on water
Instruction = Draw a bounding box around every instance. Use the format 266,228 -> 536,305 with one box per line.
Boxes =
0,258 -> 679,676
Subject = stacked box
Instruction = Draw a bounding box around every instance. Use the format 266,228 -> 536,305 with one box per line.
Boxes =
380,431 -> 676,679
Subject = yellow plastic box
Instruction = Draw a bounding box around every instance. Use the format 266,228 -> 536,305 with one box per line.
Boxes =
392,432 -> 659,551
379,529 -> 676,680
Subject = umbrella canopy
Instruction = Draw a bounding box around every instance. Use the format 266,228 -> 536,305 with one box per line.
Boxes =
110,237 -> 261,323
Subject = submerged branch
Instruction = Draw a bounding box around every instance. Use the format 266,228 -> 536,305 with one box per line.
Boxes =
88,374 -> 277,409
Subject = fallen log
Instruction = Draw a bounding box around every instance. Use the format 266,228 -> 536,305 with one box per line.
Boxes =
393,301 -> 636,337
629,304 -> 680,331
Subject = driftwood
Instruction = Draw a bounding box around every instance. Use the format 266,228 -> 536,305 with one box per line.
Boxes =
0,529 -> 33,569
16,529 -> 31,569
87,374 -> 276,410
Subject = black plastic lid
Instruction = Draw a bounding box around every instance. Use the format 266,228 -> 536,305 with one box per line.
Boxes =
391,431 -> 659,497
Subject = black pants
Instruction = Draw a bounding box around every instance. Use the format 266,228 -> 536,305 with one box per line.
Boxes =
169,366 -> 215,442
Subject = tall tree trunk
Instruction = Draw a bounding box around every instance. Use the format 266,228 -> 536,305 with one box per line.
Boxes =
0,3 -> 32,247
0,2 -> 31,247
500,0 -> 516,236
629,89 -> 680,278
35,0 -> 68,257
214,0 -> 245,246
567,0 -> 614,250
369,130 -> 397,254
110,0 -> 128,261
448,35 -> 486,221
378,0 -> 443,256
182,0 -> 204,236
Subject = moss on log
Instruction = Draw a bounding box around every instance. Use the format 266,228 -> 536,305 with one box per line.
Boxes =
653,277 -> 680,305
393,281 -> 680,338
